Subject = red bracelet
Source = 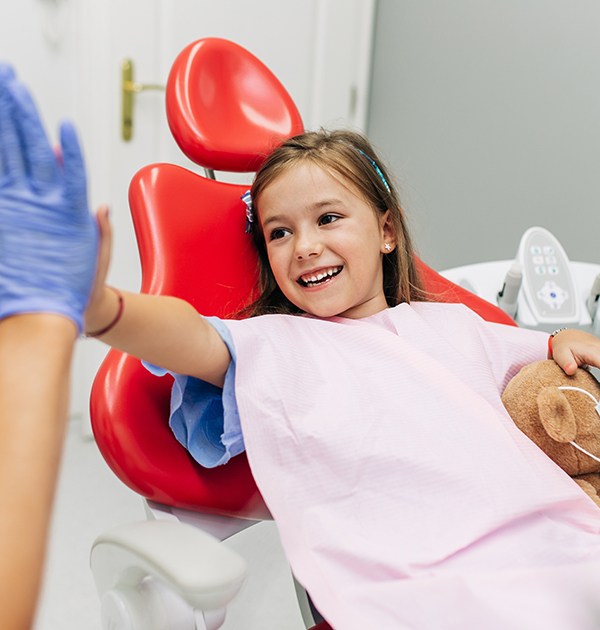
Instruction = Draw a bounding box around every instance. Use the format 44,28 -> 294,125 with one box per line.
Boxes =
86,287 -> 124,338
547,327 -> 567,359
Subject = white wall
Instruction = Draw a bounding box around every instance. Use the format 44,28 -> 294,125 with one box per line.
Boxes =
0,1 -> 78,148
369,0 -> 600,269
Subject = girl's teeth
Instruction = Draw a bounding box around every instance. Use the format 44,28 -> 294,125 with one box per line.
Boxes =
300,266 -> 342,285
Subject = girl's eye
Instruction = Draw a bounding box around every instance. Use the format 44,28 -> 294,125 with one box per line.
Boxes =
319,213 -> 340,226
269,227 -> 291,241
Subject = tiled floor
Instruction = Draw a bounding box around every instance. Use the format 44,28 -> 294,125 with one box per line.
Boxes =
33,419 -> 307,629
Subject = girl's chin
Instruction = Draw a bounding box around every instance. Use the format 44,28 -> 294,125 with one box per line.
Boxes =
296,302 -> 348,319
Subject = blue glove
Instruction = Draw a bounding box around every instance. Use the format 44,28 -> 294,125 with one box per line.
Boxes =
0,64 -> 98,333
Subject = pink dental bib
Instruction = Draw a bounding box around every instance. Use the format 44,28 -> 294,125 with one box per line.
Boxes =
225,303 -> 600,629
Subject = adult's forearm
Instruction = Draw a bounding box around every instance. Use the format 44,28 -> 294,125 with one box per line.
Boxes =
0,314 -> 77,629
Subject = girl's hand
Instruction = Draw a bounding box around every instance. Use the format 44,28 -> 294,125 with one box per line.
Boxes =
83,205 -> 117,335
549,328 -> 600,375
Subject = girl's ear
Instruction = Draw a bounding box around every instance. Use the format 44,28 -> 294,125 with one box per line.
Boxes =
380,209 -> 396,253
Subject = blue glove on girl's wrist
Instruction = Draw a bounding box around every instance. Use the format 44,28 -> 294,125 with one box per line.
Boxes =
0,64 -> 98,333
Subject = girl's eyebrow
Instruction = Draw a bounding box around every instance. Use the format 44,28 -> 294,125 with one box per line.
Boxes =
262,214 -> 286,228
262,199 -> 343,228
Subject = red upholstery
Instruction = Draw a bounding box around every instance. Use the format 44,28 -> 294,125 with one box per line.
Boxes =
414,259 -> 516,327
166,38 -> 303,172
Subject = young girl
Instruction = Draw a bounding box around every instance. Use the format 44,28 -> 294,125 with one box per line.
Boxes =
85,130 -> 600,629
4,64 -> 600,628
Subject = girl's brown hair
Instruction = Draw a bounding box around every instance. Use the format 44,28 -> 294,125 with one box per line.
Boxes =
244,129 -> 426,316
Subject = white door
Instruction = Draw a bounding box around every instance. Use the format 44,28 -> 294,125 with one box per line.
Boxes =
72,0 -> 376,427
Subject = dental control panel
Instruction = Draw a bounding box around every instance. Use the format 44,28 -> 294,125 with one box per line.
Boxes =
441,226 -> 600,335
516,227 -> 579,327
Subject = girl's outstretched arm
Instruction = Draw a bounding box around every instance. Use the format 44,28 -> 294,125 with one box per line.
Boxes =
548,328 -> 600,375
85,208 -> 231,387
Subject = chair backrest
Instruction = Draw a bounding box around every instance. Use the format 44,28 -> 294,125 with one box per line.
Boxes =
90,38 -> 515,519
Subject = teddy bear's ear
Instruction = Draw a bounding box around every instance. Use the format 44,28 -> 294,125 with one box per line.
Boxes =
537,387 -> 577,443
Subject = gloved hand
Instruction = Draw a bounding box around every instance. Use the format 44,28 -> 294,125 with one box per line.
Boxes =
0,64 -> 98,333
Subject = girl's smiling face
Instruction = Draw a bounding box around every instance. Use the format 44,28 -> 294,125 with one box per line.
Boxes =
258,162 -> 395,320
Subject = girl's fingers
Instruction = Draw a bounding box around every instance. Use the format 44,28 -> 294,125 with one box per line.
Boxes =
95,205 -> 112,287
85,205 -> 112,319
551,347 -> 578,375
551,329 -> 600,375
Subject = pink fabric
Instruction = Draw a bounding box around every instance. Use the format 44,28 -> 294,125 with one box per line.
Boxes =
226,303 -> 600,629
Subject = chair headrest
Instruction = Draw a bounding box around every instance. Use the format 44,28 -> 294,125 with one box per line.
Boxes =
166,38 -> 304,173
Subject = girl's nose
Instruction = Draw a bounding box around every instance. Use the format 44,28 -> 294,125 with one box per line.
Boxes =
294,231 -> 323,260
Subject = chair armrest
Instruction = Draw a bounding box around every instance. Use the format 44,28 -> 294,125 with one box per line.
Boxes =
91,520 -> 246,628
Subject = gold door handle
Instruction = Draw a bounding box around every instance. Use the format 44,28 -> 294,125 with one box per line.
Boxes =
121,59 -> 165,141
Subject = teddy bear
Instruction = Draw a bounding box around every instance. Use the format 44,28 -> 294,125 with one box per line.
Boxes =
501,360 -> 600,508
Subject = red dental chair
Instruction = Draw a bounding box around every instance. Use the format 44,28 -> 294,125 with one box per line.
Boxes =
89,38 -> 516,630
